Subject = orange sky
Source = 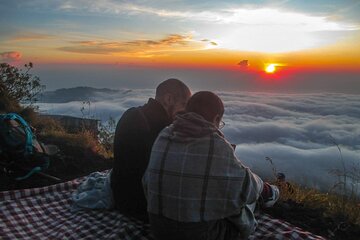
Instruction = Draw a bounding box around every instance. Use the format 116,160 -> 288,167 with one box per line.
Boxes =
8,30 -> 358,74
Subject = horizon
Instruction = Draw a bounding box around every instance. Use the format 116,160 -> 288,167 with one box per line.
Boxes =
42,85 -> 360,96
1,0 -> 360,93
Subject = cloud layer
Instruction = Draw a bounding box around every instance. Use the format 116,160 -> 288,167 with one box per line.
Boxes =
5,1 -> 358,54
58,34 -> 200,55
52,0 -> 360,52
217,92 -> 360,193
37,89 -> 360,194
0,51 -> 22,62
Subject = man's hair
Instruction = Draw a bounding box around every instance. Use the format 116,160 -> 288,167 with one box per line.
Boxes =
186,91 -> 224,122
155,78 -> 190,101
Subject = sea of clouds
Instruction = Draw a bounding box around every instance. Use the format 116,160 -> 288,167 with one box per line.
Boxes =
37,89 -> 360,194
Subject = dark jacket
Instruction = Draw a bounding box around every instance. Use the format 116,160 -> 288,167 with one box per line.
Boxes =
111,98 -> 171,221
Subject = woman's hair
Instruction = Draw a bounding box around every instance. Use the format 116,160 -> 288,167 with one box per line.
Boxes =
186,91 -> 224,122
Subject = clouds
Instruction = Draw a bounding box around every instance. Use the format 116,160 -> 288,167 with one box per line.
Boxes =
0,51 -> 22,62
219,92 -> 360,193
52,1 -> 359,52
236,143 -> 360,192
1,0 -> 359,73
238,60 -> 249,68
37,89 -> 360,194
37,88 -> 152,121
5,0 -> 358,54
45,1 -> 358,30
220,92 -> 360,147
12,32 -> 53,42
58,34 -> 203,55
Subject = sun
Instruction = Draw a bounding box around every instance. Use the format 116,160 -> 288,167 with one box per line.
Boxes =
265,64 -> 276,73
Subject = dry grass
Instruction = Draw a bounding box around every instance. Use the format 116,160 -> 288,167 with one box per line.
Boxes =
267,153 -> 360,229
39,128 -> 113,159
28,111 -> 113,159
277,180 -> 360,225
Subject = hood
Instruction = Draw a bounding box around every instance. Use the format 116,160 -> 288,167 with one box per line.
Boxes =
171,112 -> 223,138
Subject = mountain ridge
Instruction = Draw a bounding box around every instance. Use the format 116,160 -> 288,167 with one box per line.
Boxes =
39,86 -> 126,103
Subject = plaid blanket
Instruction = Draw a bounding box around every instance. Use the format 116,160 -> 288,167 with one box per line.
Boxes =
0,175 -> 326,240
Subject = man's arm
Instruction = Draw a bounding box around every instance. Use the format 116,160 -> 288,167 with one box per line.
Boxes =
113,108 -> 150,176
142,168 -> 149,200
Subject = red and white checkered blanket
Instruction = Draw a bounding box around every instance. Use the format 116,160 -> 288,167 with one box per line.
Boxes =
0,176 -> 326,240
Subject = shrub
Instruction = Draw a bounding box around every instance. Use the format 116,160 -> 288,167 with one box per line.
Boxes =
39,128 -> 112,159
265,155 -> 360,238
0,62 -> 44,104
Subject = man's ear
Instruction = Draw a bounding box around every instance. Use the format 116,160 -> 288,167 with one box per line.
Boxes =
163,93 -> 174,107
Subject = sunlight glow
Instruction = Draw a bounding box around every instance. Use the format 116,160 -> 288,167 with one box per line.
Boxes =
265,64 -> 276,73
196,8 -> 356,53
53,2 -> 357,53
3,1 -> 359,67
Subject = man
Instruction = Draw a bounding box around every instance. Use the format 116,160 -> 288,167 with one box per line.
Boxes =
143,91 -> 279,239
111,78 -> 191,222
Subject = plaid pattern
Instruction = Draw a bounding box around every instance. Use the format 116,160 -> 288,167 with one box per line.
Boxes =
144,112 -> 264,237
0,175 -> 326,239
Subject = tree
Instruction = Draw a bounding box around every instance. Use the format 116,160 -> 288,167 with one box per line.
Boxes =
0,62 -> 45,104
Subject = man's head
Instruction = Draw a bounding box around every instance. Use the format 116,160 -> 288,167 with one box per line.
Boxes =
186,91 -> 224,128
155,78 -> 191,120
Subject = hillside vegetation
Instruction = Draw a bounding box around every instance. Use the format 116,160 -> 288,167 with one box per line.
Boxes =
0,63 -> 113,190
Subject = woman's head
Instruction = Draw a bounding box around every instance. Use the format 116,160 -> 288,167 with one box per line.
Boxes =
185,91 -> 224,128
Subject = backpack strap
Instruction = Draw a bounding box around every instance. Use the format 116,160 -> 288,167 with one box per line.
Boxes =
1,113 -> 33,155
0,113 -> 54,181
15,166 -> 42,181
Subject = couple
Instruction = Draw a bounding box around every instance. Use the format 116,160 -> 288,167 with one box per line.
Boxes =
111,79 -> 279,240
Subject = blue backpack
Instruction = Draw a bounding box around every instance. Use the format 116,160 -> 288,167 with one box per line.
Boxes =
0,113 -> 51,180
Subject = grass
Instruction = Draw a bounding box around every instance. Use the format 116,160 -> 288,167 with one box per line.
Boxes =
277,180 -> 360,225
39,129 -> 113,159
0,93 -> 114,160
266,156 -> 360,239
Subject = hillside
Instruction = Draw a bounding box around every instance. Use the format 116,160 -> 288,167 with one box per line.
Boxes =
39,86 -> 123,103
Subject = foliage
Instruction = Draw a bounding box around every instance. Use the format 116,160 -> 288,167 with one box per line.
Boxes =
33,115 -> 65,133
265,155 -> 360,239
79,100 -> 115,156
0,62 -> 45,105
80,100 -> 93,119
0,91 -> 22,113
39,128 -> 112,159
98,117 -> 116,154
327,134 -> 360,212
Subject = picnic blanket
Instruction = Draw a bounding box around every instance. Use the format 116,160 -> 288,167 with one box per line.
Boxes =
0,174 -> 327,240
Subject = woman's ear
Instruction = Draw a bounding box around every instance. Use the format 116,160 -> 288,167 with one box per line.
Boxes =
213,114 -> 221,127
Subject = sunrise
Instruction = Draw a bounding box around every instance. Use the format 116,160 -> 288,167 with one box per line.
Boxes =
1,1 -> 360,239
1,1 -> 359,80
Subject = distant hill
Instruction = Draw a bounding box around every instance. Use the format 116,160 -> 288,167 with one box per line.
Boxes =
39,86 -> 124,103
